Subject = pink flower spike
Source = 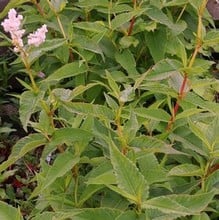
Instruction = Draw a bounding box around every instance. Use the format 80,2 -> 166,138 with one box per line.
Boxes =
27,24 -> 48,47
1,8 -> 23,33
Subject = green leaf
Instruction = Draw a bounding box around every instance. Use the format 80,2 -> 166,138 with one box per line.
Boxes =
78,185 -> 104,207
164,0 -> 188,6
175,108 -> 204,120
109,140 -> 149,203
123,112 -> 139,142
105,70 -> 120,98
62,102 -> 115,121
115,49 -> 138,76
75,0 -> 108,8
86,161 -> 116,185
28,39 -> 66,64
145,28 -> 167,62
169,133 -> 208,157
73,21 -> 107,33
41,151 -> 79,191
45,61 -> 88,82
145,209 -> 184,220
188,120 -> 212,151
48,128 -> 93,148
0,134 -> 47,172
138,153 -> 167,184
130,135 -> 185,155
19,90 -> 45,131
146,5 -> 187,34
0,201 -> 23,220
168,164 -> 203,177
111,12 -> 135,31
86,170 -> 116,185
191,212 -> 210,220
50,0 -> 67,13
69,208 -> 122,220
203,30 -> 219,47
205,170 -> 219,192
134,108 -> 170,122
142,191 -> 215,216
115,210 -> 139,220
147,59 -> 183,81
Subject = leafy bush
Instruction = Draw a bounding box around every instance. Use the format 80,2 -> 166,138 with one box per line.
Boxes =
1,0 -> 219,219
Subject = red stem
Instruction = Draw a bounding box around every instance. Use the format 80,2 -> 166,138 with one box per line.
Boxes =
127,16 -> 135,36
167,74 -> 188,130
127,0 -> 137,36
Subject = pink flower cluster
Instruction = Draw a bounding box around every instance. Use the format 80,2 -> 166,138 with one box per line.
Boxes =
1,8 -> 47,52
1,8 -> 25,52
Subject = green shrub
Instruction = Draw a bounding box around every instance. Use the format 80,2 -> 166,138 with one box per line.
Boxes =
1,0 -> 219,219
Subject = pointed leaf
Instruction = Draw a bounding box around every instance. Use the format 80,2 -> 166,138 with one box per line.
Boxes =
115,49 -> 138,76
109,141 -> 149,203
134,108 -> 170,122
168,164 -> 203,177
138,153 -> 167,184
19,90 -> 45,131
45,61 -> 88,82
62,102 -> 114,121
142,191 -> 215,215
147,59 -> 182,81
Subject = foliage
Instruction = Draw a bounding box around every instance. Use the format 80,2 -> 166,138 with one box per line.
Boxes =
1,0 -> 219,219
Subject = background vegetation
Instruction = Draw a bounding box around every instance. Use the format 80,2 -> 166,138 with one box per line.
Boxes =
1,0 -> 219,219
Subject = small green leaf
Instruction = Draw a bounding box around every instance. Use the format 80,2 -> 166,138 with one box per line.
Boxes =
78,185 -> 104,207
41,151 -> 80,191
203,30 -> 219,47
147,59 -> 183,81
0,201 -> 23,220
45,61 -> 88,82
48,128 -> 93,148
188,120 -> 212,151
134,108 -> 170,122
62,102 -> 115,121
191,212 -> 210,220
164,0 -> 188,6
168,164 -> 203,177
205,170 -> 219,192
130,135 -> 184,155
138,153 -> 167,184
86,170 -> 116,185
71,208 -> 122,220
28,39 -> 66,64
146,5 -> 187,34
19,90 -> 45,131
111,12 -> 135,31
115,49 -> 138,76
50,0 -> 67,13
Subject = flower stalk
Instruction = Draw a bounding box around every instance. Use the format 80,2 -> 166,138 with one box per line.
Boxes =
1,8 -> 48,93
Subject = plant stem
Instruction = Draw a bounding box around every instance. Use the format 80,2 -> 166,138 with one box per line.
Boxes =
167,0 -> 208,130
127,0 -> 137,36
72,165 -> 79,206
46,0 -> 67,39
127,16 -> 135,36
31,0 -> 46,17
115,103 -> 128,154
